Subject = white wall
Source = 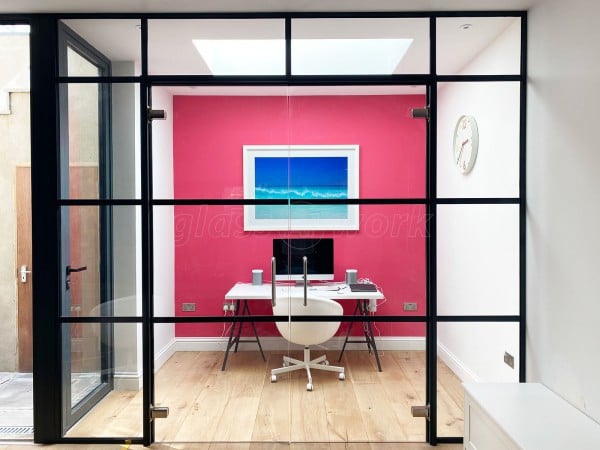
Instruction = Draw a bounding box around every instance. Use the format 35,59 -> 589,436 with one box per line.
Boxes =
436,18 -> 522,382
111,62 -> 143,389
151,87 -> 176,366
527,0 -> 600,423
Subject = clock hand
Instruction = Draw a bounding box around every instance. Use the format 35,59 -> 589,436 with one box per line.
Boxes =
456,139 -> 469,164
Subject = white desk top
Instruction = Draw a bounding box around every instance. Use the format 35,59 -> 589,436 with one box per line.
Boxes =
464,382 -> 600,449
225,282 -> 384,301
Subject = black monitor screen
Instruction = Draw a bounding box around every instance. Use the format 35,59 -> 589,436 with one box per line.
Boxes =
273,238 -> 334,281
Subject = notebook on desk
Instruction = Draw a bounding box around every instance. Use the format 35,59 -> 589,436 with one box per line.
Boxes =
349,283 -> 378,292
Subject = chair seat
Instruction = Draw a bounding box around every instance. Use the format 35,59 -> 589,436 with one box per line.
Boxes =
271,295 -> 345,390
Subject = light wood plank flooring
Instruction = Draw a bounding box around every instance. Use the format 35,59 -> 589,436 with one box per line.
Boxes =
0,438 -> 463,449
65,350 -> 464,444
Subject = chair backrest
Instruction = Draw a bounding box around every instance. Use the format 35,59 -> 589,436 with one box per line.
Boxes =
273,295 -> 342,346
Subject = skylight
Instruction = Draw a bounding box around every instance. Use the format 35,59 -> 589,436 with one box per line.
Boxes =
292,38 -> 413,75
192,39 -> 285,75
192,38 -> 413,76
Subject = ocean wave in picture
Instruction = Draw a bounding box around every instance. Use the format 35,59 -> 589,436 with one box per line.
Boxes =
256,204 -> 348,220
255,185 -> 348,199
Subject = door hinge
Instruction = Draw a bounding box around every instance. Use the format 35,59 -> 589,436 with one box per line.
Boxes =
411,107 -> 430,120
150,405 -> 169,420
411,404 -> 430,420
147,108 -> 167,122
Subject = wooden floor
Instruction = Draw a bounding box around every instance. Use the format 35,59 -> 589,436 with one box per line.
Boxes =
65,350 -> 464,444
0,444 -> 462,450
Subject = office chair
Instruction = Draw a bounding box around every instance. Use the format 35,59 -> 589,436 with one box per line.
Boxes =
270,294 -> 345,391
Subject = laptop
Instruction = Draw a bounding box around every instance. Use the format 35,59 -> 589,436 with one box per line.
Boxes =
349,283 -> 378,292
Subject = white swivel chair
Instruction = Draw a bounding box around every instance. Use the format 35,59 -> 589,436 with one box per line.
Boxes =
270,294 -> 345,391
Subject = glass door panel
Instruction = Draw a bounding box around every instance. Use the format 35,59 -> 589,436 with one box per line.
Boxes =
286,87 -> 428,443
64,322 -> 144,438
151,80 -> 292,443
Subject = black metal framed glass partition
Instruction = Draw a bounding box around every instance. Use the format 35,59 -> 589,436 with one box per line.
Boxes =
22,10 -> 527,447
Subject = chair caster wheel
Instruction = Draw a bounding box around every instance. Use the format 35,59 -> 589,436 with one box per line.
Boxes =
338,372 -> 345,381
271,374 -> 277,383
323,360 -> 329,366
306,383 -> 313,391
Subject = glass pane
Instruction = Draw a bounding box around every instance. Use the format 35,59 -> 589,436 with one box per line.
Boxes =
437,204 -> 519,316
65,322 -> 143,437
154,85 -> 290,199
67,46 -> 99,76
59,19 -> 142,76
437,82 -> 520,198
437,321 -> 520,437
292,18 -> 429,75
62,206 -> 141,317
436,17 -> 521,75
153,323 -> 286,442
157,85 -> 426,200
148,19 -> 285,75
59,83 -> 140,199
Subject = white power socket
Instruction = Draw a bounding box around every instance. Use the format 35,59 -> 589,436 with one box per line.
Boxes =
222,302 -> 236,312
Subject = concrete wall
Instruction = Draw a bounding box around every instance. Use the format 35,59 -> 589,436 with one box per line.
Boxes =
0,32 -> 30,371
0,91 -> 30,371
527,0 -> 600,424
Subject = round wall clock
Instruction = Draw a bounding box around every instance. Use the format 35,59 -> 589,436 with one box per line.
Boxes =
453,115 -> 479,174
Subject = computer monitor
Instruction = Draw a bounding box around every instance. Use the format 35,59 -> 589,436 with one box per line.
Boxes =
273,238 -> 334,282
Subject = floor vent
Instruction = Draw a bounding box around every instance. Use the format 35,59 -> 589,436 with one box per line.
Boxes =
0,425 -> 34,435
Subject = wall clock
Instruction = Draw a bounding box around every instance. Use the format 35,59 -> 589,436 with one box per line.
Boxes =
453,114 -> 479,174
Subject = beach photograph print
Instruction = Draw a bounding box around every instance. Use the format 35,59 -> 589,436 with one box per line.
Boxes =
243,145 -> 359,231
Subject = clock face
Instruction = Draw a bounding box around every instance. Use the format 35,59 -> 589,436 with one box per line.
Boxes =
453,115 -> 479,174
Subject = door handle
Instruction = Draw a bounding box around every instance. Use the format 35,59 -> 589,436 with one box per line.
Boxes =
66,265 -> 87,275
66,265 -> 87,290
20,264 -> 32,283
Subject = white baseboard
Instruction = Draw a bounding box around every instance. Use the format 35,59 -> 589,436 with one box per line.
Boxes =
437,341 -> 479,383
171,336 -> 425,353
154,337 -> 178,372
114,371 -> 142,391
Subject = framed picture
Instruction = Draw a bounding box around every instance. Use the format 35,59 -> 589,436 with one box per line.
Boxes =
243,144 -> 359,231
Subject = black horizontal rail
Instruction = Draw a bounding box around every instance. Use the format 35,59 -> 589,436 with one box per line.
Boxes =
59,314 -> 521,323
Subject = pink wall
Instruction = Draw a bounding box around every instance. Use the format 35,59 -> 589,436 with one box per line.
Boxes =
172,94 -> 427,337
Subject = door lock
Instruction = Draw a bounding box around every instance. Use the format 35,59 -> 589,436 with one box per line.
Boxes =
20,264 -> 32,283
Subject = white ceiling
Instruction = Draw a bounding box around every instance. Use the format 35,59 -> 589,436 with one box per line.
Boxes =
4,0 -> 527,96
62,16 -> 519,79
0,0 -> 541,13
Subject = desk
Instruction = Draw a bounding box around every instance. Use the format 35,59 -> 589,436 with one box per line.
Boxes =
222,282 -> 385,371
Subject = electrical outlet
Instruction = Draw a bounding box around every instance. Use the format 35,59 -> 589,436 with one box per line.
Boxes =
403,302 -> 418,311
504,351 -> 515,369
222,302 -> 236,312
181,302 -> 196,312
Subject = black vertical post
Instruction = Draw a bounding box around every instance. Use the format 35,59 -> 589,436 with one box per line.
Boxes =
30,15 -> 61,443
518,12 -> 528,383
427,15 -> 438,446
139,17 -> 154,446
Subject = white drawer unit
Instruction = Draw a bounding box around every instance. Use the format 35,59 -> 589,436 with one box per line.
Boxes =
463,383 -> 600,450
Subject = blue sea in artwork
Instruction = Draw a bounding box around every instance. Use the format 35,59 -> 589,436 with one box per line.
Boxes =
254,156 -> 349,220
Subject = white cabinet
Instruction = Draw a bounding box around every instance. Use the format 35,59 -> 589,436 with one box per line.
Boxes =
463,383 -> 600,450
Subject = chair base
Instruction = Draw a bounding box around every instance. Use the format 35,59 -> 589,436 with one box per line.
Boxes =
270,346 -> 345,391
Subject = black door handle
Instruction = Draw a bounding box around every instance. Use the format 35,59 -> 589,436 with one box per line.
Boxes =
66,265 -> 87,275
65,265 -> 87,291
